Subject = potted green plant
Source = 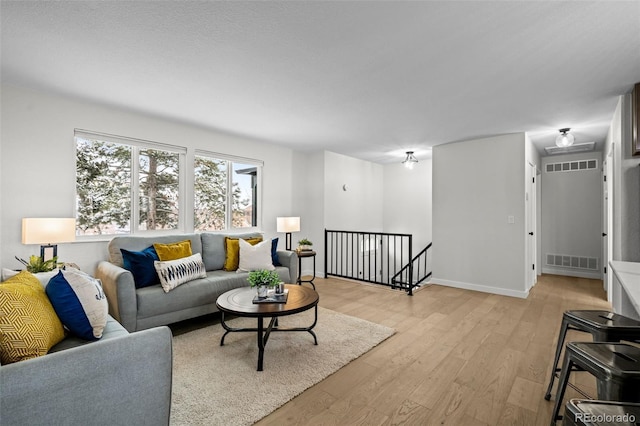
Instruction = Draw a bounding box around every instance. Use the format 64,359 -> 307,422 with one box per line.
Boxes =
297,238 -> 313,251
248,269 -> 281,298
16,255 -> 59,273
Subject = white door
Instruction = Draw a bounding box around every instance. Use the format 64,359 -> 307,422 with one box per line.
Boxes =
526,162 -> 537,290
603,153 -> 614,300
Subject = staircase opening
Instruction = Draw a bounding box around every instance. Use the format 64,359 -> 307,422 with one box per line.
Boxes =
324,229 -> 432,296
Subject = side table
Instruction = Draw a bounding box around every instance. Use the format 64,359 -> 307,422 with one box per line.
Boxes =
297,250 -> 316,289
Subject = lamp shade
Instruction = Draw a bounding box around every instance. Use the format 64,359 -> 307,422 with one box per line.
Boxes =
22,218 -> 76,245
276,217 -> 300,233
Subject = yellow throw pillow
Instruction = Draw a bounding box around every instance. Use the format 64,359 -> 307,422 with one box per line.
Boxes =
154,239 -> 193,261
0,271 -> 65,364
223,237 -> 262,271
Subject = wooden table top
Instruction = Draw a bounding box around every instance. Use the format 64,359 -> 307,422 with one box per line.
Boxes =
216,284 -> 319,318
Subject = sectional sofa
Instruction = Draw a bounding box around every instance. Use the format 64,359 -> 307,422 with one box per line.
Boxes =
0,315 -> 173,425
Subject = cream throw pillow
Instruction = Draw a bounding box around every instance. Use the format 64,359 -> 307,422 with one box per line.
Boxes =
238,239 -> 275,272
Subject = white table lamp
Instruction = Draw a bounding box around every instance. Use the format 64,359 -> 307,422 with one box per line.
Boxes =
22,218 -> 76,260
276,217 -> 300,251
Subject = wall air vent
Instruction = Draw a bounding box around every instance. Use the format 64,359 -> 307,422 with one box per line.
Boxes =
545,159 -> 598,173
544,142 -> 595,156
546,254 -> 598,271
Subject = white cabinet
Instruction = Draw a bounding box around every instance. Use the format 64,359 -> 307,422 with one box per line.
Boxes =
610,261 -> 640,320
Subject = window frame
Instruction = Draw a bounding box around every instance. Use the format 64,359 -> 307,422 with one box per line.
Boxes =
74,130 -> 264,240
74,129 -> 187,240
194,149 -> 263,232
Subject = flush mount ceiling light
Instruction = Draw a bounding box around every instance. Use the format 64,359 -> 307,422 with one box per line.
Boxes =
402,151 -> 418,169
555,128 -> 575,148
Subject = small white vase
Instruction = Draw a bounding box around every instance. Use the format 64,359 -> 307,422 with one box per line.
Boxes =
256,285 -> 268,298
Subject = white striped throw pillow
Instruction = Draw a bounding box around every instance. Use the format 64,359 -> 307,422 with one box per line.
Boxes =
154,253 -> 207,293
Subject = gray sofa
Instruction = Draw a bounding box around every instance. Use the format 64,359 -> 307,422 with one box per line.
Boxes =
0,318 -> 173,425
95,232 -> 298,332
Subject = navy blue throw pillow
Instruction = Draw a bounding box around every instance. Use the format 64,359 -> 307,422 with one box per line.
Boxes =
121,246 -> 160,288
271,238 -> 281,266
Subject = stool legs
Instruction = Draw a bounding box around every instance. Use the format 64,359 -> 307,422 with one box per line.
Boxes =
550,351 -> 575,425
545,317 -> 570,400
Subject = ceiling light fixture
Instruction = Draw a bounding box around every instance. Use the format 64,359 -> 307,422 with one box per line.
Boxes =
402,151 -> 418,169
555,128 -> 575,148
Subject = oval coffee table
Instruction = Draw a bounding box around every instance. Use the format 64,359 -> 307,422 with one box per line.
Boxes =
216,284 -> 319,371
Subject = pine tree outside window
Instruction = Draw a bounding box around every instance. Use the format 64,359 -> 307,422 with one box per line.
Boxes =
194,151 -> 261,231
75,130 -> 262,237
75,130 -> 185,236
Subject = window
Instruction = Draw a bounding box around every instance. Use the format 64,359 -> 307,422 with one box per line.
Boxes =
75,130 -> 185,236
75,130 -> 262,237
194,151 -> 261,231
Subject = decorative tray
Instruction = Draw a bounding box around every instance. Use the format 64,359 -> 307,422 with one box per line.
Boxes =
252,289 -> 289,304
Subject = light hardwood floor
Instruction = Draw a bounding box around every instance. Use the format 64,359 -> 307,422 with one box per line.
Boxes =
255,274 -> 611,425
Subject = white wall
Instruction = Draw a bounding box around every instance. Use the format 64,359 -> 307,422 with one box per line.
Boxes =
292,150 -> 433,280
432,133 -> 528,298
540,152 -> 603,279
290,150 -> 324,276
290,150 -> 387,277
1,84 -> 295,272
323,151 -> 384,231
383,158 -> 432,252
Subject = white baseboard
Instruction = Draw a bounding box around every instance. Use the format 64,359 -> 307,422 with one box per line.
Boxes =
429,277 -> 529,299
301,269 -> 321,278
541,267 -> 602,280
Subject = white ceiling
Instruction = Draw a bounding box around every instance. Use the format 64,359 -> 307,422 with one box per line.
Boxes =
2,1 -> 639,163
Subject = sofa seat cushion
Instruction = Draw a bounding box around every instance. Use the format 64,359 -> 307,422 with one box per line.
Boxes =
49,315 -> 128,353
136,271 -> 251,319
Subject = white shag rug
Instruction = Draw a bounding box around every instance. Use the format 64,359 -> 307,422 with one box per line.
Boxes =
170,307 -> 395,425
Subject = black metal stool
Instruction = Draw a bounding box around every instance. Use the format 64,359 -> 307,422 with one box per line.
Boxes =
550,342 -> 640,425
563,399 -> 640,425
545,310 -> 640,401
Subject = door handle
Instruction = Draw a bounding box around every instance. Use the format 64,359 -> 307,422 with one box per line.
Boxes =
529,232 -> 534,235
602,233 -> 607,237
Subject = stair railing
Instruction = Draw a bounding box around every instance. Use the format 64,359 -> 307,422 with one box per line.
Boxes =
391,242 -> 432,295
325,229 -> 430,295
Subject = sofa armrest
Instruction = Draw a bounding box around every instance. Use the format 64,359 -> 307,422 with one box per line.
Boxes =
277,250 -> 298,283
0,326 -> 173,426
95,261 -> 138,332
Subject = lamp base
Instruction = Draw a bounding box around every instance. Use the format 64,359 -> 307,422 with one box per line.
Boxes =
40,244 -> 58,262
285,233 -> 292,251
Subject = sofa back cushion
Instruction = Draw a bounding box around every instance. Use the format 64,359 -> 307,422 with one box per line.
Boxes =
200,232 -> 262,271
108,234 -> 202,268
